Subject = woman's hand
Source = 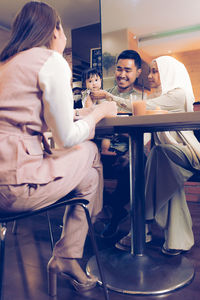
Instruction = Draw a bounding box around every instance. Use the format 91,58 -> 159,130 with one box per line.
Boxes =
74,101 -> 117,125
98,101 -> 117,118
89,101 -> 117,124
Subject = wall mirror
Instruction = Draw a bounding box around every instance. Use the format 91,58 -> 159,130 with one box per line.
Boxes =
100,0 -> 200,99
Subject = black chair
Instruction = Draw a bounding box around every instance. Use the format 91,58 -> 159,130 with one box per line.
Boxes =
0,196 -> 109,300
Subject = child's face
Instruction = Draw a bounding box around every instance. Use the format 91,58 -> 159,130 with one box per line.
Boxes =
86,74 -> 101,91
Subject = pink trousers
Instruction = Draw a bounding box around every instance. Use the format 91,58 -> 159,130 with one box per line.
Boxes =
0,141 -> 103,258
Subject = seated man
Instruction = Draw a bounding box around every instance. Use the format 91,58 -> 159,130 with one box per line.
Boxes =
92,50 -> 145,237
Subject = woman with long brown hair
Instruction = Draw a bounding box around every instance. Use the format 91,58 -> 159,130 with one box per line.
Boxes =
0,1 -> 117,295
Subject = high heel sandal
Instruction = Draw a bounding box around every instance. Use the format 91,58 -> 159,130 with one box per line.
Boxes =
47,257 -> 97,296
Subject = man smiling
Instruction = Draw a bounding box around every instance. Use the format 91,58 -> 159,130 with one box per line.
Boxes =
90,50 -> 143,113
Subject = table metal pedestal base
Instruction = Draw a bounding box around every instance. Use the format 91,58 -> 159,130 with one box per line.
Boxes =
87,248 -> 194,295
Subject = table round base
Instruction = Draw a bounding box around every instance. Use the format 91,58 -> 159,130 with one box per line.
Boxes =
86,248 -> 194,295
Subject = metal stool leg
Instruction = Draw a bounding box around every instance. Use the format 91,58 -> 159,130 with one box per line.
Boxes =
46,212 -> 54,251
0,223 -> 7,300
82,205 -> 109,300
11,221 -> 17,234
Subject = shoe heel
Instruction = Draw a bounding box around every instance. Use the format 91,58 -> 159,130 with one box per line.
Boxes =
48,269 -> 57,296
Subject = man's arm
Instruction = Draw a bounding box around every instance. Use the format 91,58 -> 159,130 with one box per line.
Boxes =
90,89 -> 133,112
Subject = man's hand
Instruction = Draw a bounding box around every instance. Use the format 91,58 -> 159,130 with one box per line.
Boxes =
90,90 -> 113,101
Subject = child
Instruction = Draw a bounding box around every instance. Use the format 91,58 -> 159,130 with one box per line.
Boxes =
81,68 -> 104,108
81,68 -> 116,154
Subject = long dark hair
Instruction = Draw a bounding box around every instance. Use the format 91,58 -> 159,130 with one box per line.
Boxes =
0,1 -> 61,62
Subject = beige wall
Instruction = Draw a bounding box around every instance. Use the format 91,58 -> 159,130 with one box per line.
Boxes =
171,50 -> 200,101
128,30 -> 152,64
102,29 -> 128,57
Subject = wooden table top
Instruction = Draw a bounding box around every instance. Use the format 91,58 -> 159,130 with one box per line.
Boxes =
96,111 -> 200,134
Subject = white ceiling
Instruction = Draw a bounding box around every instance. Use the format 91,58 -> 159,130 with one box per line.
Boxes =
1,0 -> 200,56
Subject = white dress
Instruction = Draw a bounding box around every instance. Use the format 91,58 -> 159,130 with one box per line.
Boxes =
144,79 -> 199,250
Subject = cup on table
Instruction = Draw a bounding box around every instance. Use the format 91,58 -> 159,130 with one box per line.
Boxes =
131,95 -> 146,116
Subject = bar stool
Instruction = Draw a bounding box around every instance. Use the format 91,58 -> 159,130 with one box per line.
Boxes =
0,196 -> 109,300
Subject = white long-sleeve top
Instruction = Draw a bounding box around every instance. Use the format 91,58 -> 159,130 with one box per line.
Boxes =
38,51 -> 95,148
146,88 -> 200,168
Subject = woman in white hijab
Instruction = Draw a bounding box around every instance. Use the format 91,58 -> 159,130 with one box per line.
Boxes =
117,56 -> 200,254
145,56 -> 200,255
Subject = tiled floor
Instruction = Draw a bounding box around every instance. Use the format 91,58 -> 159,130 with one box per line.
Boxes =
1,201 -> 200,300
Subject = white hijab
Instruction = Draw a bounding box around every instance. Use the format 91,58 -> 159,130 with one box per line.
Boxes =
155,56 -> 194,112
152,57 -> 200,165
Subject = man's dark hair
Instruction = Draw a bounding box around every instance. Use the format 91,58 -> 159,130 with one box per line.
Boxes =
117,50 -> 141,69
